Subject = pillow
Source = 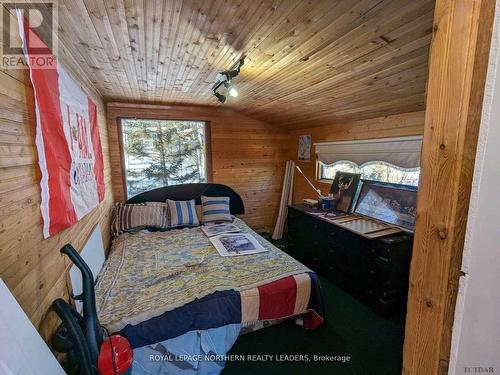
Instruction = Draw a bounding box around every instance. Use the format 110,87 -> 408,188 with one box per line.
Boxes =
111,202 -> 169,236
195,204 -> 203,220
200,195 -> 232,223
166,199 -> 200,227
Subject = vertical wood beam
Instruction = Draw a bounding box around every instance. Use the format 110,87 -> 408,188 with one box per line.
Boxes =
403,1 -> 496,374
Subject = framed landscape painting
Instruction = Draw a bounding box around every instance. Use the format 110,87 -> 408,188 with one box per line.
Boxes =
354,180 -> 418,231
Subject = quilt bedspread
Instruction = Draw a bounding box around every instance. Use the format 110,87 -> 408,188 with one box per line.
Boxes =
95,218 -> 310,332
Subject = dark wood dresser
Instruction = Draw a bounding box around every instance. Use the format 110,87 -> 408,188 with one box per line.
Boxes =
287,204 -> 413,315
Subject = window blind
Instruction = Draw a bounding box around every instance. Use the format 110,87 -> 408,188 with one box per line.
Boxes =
314,135 -> 423,168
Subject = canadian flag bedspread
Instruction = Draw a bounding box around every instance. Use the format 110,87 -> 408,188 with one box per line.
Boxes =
120,272 -> 325,349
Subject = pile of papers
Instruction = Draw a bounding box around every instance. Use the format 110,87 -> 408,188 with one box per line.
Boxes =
201,223 -> 241,237
201,223 -> 268,257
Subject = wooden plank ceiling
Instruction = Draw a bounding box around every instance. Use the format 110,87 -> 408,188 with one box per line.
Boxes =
57,0 -> 434,128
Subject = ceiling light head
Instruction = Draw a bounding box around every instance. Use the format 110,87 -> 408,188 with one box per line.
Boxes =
228,87 -> 238,97
224,81 -> 238,97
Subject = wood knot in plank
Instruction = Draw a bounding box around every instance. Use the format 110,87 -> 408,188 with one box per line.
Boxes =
438,230 -> 447,240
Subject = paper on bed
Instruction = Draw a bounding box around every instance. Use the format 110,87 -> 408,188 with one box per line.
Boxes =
201,222 -> 241,237
209,233 -> 268,256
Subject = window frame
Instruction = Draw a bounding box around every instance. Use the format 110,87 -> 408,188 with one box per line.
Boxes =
316,159 -> 358,182
316,159 -> 420,187
117,117 -> 213,200
316,159 -> 335,184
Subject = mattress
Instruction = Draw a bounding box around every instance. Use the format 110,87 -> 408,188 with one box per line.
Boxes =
95,218 -> 324,348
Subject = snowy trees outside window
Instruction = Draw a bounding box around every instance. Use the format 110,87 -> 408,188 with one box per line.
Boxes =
122,119 -> 207,197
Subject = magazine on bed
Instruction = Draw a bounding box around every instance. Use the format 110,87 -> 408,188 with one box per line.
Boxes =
209,233 -> 268,256
201,223 -> 241,237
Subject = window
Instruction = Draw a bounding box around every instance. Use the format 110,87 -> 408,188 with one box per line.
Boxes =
121,119 -> 208,197
314,136 -> 422,187
318,160 -> 420,187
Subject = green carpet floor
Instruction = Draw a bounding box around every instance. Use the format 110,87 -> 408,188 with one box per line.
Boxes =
223,275 -> 405,375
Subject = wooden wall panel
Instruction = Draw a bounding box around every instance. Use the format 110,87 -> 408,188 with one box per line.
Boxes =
0,16 -> 114,343
287,111 -> 426,204
403,0 -> 495,374
107,103 -> 289,233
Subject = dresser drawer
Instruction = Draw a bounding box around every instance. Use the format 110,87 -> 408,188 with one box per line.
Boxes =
286,205 -> 413,316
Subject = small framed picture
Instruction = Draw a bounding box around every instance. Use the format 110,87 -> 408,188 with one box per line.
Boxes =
298,135 -> 311,161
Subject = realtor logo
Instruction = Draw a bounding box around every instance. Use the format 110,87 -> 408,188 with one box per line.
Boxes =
464,367 -> 495,373
1,0 -> 58,69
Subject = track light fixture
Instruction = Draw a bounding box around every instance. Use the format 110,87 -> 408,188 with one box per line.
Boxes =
212,57 -> 244,103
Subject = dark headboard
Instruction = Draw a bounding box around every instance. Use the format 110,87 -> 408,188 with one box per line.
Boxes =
125,183 -> 245,215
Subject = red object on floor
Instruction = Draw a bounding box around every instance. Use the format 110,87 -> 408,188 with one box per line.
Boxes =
303,310 -> 325,330
98,335 -> 133,375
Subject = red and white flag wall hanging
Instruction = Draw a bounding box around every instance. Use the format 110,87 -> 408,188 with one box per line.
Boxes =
17,13 -> 105,238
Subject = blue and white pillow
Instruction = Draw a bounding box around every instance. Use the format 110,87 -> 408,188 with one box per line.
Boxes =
166,199 -> 199,227
200,195 -> 232,224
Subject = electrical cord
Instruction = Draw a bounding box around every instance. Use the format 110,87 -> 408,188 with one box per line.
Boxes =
102,326 -> 118,375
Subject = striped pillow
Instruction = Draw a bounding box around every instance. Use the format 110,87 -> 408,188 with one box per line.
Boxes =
166,199 -> 200,227
111,202 -> 169,236
200,195 -> 232,223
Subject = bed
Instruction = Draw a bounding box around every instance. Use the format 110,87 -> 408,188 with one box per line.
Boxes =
94,184 -> 325,374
